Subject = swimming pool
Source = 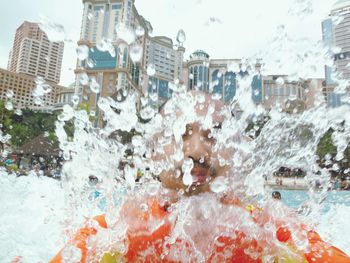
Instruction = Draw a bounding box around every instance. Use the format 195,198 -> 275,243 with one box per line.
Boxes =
278,189 -> 350,212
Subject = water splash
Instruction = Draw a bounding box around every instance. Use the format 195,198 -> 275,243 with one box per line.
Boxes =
39,16 -> 66,42
2,0 -> 350,262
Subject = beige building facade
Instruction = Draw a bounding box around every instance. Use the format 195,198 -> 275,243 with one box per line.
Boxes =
8,21 -> 64,84
0,68 -> 65,110
261,76 -> 323,111
183,50 -> 322,111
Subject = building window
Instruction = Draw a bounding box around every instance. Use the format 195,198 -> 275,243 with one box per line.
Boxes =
193,66 -> 198,87
286,86 -> 291,96
159,79 -> 170,99
212,69 -> 223,96
203,66 -> 208,92
199,65 -> 203,84
224,72 -> 236,102
273,85 -> 278,96
279,86 -> 284,96
112,4 -> 121,10
189,67 -> 193,90
94,5 -> 103,11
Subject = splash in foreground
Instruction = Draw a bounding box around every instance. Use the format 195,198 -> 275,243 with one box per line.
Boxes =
50,92 -> 350,262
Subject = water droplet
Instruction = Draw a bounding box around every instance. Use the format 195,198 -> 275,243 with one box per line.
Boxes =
5,90 -> 14,99
189,74 -> 194,80
147,183 -> 159,196
147,64 -> 156,76
140,203 -> 148,212
5,101 -> 13,111
79,73 -> 89,85
15,109 -> 22,116
182,158 -> 194,174
210,177 -> 228,193
71,95 -> 80,105
62,245 -> 82,262
140,96 -> 148,106
87,12 -> 93,20
135,25 -> 145,37
254,89 -> 260,96
129,44 -> 143,63
140,106 -> 156,119
90,78 -> 100,93
89,110 -> 96,117
39,16 -> 66,42
172,149 -> 184,162
35,76 -> 45,85
218,156 -> 226,167
276,77 -> 285,86
176,29 -> 186,44
86,58 -> 95,68
168,82 -> 179,92
212,93 -> 222,100
0,134 -> 11,144
115,24 -> 135,44
183,171 -> 193,186
42,84 -> 52,94
34,97 -> 43,105
76,45 -> 89,61
96,38 -> 115,57
149,92 -> 158,102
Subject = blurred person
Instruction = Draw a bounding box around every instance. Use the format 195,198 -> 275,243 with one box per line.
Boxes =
50,92 -> 350,263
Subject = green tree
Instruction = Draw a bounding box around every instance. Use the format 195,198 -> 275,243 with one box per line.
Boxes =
316,128 -> 337,160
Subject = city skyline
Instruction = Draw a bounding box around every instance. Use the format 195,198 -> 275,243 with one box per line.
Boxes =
0,0 -> 337,86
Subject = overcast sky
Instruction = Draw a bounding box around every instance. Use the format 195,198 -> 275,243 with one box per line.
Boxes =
0,0 -> 338,86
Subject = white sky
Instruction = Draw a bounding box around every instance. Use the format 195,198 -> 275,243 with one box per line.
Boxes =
0,0 -> 338,86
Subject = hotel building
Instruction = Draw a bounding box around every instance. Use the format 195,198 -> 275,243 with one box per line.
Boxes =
322,0 -> 350,107
183,50 -> 320,111
75,0 -> 185,110
7,21 -> 64,84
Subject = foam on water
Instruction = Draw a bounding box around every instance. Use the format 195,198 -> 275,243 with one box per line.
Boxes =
0,172 -> 65,262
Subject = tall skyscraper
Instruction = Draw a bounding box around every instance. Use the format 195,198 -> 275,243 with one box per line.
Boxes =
75,0 -> 185,111
331,0 -> 350,80
7,21 -> 64,84
321,0 -> 350,107
322,17 -> 336,85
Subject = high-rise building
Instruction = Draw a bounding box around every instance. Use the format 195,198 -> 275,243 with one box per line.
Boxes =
331,0 -> 350,80
322,17 -> 336,85
144,36 -> 185,104
75,0 -> 185,111
7,21 -> 64,84
321,0 -> 350,107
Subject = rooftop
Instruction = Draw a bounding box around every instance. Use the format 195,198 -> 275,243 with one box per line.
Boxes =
190,50 -> 210,59
332,0 -> 350,10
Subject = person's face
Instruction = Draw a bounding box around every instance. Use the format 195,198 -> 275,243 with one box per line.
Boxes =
152,92 -> 232,195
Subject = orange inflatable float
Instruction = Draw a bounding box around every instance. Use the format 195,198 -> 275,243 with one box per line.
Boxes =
50,197 -> 350,263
